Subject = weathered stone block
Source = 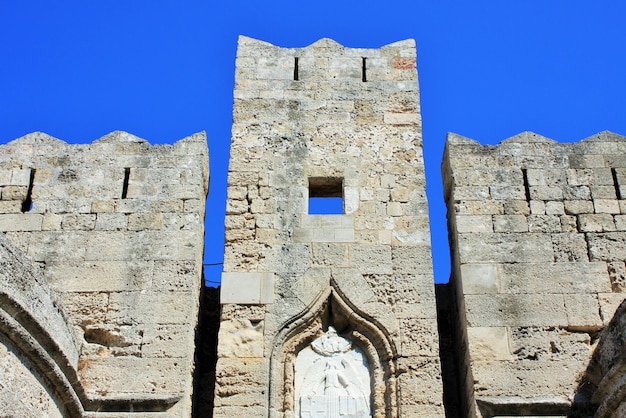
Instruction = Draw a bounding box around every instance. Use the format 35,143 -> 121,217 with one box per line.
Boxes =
509,326 -> 591,362
391,245 -> 433,274
493,215 -> 527,232
0,200 -> 22,213
351,245 -> 392,274
91,199 -> 115,213
588,232 -> 626,261
560,214 -> 578,232
397,358 -> 443,405
107,291 -> 196,324
311,243 -> 349,266
465,294 -> 568,327
0,170 -> 11,185
501,262 -> 611,294
454,200 -> 504,215
221,272 -> 274,304
467,327 -> 512,361
564,200 -> 594,215
457,233 -> 553,263
578,213 -> 616,232
141,324 -> 194,358
0,214 -> 42,231
503,200 -> 531,215
529,200 -> 546,215
470,359 -> 585,399
564,293 -> 603,328
10,169 -> 31,186
62,214 -> 96,230
400,318 -> 439,357
41,213 -> 63,230
607,260 -> 626,292
78,357 -> 189,397
594,199 -> 620,214
598,293 -> 626,324
217,319 -> 265,358
50,260 -> 154,292
563,185 -> 591,200
545,201 -> 565,215
490,185 -> 526,200
529,185 -> 563,200
460,263 -> 499,294
551,233 -> 589,262
591,185 -> 617,200
214,358 -> 269,408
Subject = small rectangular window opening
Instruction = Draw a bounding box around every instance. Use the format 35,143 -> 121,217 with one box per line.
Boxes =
362,57 -> 367,82
21,169 -> 36,213
121,168 -> 130,199
308,177 -> 343,214
294,57 -> 299,81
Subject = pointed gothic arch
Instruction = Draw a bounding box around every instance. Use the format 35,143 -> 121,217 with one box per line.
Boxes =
268,278 -> 399,418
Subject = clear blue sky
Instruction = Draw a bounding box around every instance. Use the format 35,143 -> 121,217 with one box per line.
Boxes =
2,1 -> 626,284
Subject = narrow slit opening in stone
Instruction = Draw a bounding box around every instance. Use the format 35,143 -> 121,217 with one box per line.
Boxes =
612,168 -> 622,200
362,57 -> 367,82
21,169 -> 35,212
122,167 -> 131,199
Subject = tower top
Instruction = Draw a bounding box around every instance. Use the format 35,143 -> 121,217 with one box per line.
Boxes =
234,35 -> 418,86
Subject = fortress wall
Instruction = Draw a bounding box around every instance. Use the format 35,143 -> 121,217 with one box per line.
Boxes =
0,131 -> 208,415
442,131 -> 626,416
215,36 -> 443,417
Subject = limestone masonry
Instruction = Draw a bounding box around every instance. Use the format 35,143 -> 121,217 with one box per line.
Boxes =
0,36 -> 625,417
0,131 -> 208,416
442,131 -> 626,417
215,37 -> 442,417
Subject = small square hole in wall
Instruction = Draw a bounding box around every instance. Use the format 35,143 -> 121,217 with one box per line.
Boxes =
308,177 -> 343,214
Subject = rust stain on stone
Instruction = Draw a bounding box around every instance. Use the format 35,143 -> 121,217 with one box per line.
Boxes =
393,58 -> 416,69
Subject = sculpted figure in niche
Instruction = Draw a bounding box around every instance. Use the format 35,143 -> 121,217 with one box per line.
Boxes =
294,327 -> 371,418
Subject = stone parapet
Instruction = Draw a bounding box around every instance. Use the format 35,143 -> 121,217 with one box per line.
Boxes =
0,131 -> 208,416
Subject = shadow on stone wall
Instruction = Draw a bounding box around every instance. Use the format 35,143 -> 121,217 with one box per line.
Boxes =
573,299 -> 626,418
192,284 -> 221,417
435,283 -> 464,418
435,279 -> 626,418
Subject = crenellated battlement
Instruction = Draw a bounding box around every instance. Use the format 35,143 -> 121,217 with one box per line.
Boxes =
442,129 -> 626,417
0,130 -> 208,416
1,37 -> 625,417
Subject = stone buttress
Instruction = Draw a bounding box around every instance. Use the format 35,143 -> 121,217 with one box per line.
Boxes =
214,36 -> 444,417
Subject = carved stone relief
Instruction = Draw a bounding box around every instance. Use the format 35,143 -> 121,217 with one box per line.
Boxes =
294,327 -> 371,418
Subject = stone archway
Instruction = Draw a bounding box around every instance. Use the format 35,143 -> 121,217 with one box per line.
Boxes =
268,286 -> 398,418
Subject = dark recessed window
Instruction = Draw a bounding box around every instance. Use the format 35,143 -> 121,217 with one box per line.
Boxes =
308,177 -> 343,214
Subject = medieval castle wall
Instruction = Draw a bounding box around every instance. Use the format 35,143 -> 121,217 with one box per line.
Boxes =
0,37 -> 625,418
442,131 -> 626,417
0,131 -> 208,416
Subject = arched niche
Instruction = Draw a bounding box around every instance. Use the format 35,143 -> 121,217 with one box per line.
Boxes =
269,285 -> 398,418
294,326 -> 371,417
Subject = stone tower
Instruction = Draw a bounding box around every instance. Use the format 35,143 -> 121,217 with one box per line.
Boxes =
214,37 -> 444,417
